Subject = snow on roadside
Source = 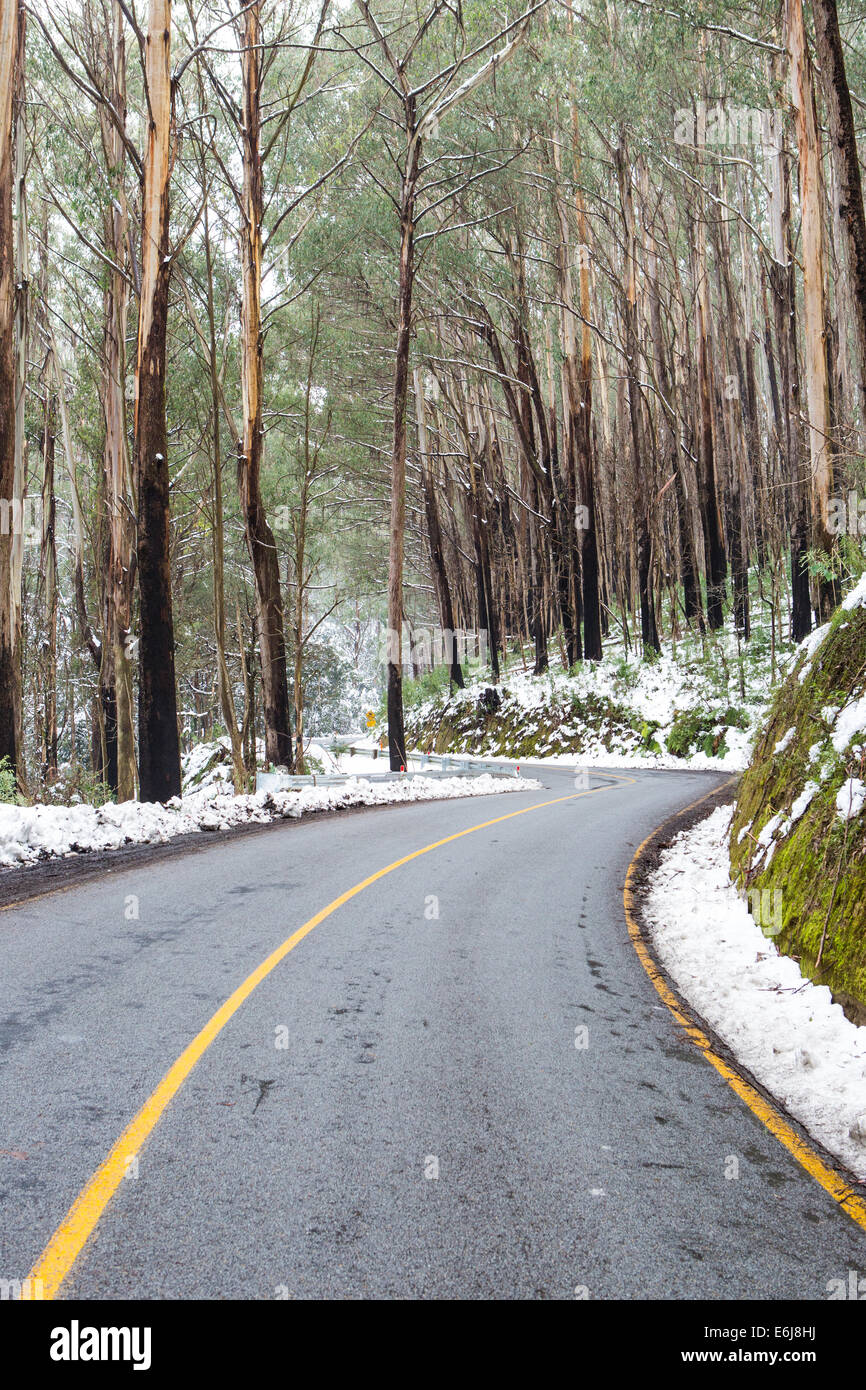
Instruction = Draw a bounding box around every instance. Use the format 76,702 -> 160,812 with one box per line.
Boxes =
643,805 -> 866,1179
407,643 -> 769,772
308,738 -> 389,778
0,774 -> 540,871
415,740 -> 751,774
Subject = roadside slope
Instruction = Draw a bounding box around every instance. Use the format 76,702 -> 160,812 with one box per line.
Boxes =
730,578 -> 866,1022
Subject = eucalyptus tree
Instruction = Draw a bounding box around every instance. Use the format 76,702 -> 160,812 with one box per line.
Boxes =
342,0 -> 545,767
187,0 -> 335,771
787,0 -> 837,621
0,0 -> 20,775
131,0 -> 182,800
812,0 -> 866,417
30,0 -> 183,798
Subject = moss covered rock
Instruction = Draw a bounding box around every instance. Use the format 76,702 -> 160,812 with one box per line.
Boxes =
730,586 -> 866,1020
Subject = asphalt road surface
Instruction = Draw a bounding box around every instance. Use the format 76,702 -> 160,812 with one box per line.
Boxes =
1,765 -> 864,1300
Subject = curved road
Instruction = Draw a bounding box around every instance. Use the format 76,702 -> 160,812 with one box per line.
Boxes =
1,765 -> 864,1299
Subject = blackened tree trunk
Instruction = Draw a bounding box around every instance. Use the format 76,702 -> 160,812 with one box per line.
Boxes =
134,0 -> 181,802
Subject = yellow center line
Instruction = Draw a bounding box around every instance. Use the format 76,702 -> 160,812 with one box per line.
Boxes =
22,772 -> 634,1300
623,785 -> 866,1235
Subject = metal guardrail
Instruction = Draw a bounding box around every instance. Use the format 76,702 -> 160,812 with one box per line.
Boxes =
257,743 -> 522,791
410,751 -> 520,778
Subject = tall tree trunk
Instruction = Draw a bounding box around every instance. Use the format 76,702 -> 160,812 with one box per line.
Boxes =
648,210 -> 702,631
10,0 -> 26,778
695,208 -> 727,631
39,373 -> 58,780
616,140 -> 659,654
386,101 -> 420,771
571,107 -> 601,660
0,0 -> 17,773
813,0 -> 866,415
99,3 -> 135,799
414,370 -> 463,688
668,264 -> 706,630
787,0 -> 838,619
481,292 -> 551,672
238,0 -> 292,769
204,197 -> 245,792
291,493 -> 306,774
134,0 -> 181,801
768,48 -> 811,640
549,171 -> 580,668
466,403 -> 500,681
715,194 -> 752,640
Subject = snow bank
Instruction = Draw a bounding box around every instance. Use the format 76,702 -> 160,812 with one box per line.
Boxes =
423,744 -> 748,775
644,805 -> 866,1178
404,615 -> 781,772
0,774 -> 539,871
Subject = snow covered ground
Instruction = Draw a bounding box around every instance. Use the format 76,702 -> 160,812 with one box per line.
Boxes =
310,737 -> 391,777
0,773 -> 539,871
312,733 -> 719,777
404,624 -> 783,772
421,744 -> 745,775
644,805 -> 866,1179
181,734 -> 399,792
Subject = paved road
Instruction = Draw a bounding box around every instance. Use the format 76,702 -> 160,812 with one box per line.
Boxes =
1,765 -> 864,1299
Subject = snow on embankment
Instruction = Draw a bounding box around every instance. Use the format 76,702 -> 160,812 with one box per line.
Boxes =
403,641 -> 768,772
730,575 -> 866,1020
645,806 -> 866,1179
0,774 -> 538,870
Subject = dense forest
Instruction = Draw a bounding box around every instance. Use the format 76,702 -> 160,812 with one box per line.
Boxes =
0,0 -> 864,801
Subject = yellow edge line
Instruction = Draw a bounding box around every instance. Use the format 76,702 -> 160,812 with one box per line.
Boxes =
623,784 -> 866,1235
22,773 -> 634,1300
